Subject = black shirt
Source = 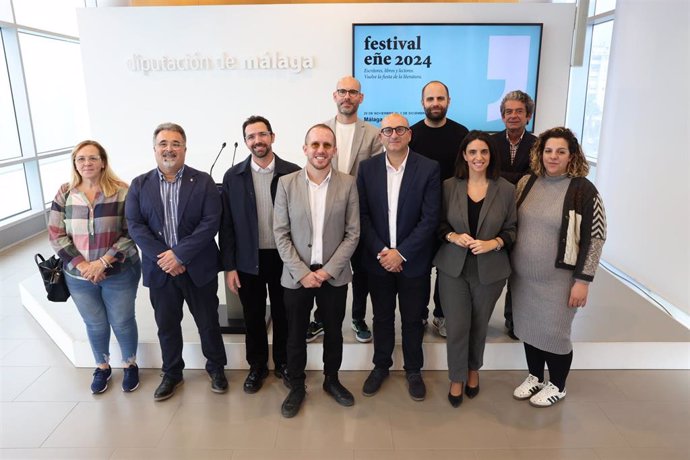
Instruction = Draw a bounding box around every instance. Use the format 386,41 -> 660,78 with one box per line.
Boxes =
410,118 -> 469,182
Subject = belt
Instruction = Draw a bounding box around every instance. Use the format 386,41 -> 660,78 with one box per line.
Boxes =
309,264 -> 323,271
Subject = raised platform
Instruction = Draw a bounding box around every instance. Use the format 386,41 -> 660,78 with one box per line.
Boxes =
19,268 -> 689,370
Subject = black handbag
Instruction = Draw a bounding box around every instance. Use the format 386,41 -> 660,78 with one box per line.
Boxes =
34,253 -> 70,302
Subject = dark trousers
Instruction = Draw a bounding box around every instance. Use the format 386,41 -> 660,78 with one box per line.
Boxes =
524,342 -> 573,391
369,272 -> 429,373
149,273 -> 227,379
285,283 -> 347,386
314,242 -> 368,323
237,249 -> 287,369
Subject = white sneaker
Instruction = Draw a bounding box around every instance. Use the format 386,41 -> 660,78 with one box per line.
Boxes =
513,374 -> 546,400
529,382 -> 566,407
432,317 -> 447,338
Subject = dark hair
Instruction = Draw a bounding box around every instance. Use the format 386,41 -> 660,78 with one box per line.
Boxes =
304,123 -> 336,145
454,130 -> 500,180
530,126 -> 589,178
242,115 -> 273,139
153,122 -> 186,144
500,90 -> 535,118
421,80 -> 450,99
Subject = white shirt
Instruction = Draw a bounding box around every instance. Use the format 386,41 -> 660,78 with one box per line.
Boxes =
335,121 -> 356,174
250,156 -> 275,174
385,149 -> 409,251
306,170 -> 331,265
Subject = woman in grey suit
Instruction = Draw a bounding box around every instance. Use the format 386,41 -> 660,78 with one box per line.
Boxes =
434,131 -> 517,407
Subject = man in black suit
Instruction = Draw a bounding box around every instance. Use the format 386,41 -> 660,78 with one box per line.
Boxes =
220,115 -> 300,393
357,113 -> 441,401
491,90 -> 538,339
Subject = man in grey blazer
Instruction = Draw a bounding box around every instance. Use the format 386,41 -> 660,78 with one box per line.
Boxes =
307,75 -> 382,344
273,124 -> 360,418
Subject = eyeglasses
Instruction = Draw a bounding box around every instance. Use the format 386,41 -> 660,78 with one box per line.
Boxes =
245,131 -> 271,142
157,141 -> 185,150
74,156 -> 101,164
336,89 -> 360,97
380,126 -> 410,137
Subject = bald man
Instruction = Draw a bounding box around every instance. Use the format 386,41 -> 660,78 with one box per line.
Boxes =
357,113 -> 441,401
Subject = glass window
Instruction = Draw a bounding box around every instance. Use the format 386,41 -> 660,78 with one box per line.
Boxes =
0,164 -> 31,219
39,154 -> 71,205
595,0 -> 617,15
0,34 -> 22,162
581,20 -> 614,160
0,0 -> 13,23
12,0 -> 84,37
19,32 -> 89,154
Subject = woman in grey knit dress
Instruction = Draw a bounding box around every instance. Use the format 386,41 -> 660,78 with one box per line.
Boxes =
510,127 -> 606,407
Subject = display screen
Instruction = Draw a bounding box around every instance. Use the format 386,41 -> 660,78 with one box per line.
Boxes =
353,23 -> 543,132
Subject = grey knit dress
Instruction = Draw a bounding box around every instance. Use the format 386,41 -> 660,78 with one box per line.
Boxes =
510,175 -> 576,354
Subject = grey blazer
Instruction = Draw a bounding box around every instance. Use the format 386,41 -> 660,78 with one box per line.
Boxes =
273,168 -> 360,289
324,116 -> 382,178
433,177 -> 517,285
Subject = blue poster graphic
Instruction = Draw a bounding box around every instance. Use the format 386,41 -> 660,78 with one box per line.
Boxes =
353,24 -> 542,132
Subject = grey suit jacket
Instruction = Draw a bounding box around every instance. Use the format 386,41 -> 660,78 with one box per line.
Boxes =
324,116 -> 382,178
273,168 -> 360,289
433,177 -> 517,285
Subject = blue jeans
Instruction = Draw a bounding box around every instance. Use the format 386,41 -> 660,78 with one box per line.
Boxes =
65,261 -> 141,365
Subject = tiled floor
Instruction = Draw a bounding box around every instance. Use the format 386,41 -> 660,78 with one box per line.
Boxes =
1,234 -> 689,459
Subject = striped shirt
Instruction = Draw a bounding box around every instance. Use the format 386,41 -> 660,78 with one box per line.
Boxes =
48,183 -> 139,276
157,167 -> 184,248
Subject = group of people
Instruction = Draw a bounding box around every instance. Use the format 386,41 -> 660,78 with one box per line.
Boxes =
48,76 -> 606,418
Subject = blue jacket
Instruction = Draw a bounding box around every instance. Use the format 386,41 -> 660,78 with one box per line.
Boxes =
125,165 -> 222,288
219,154 -> 300,275
356,150 -> 441,278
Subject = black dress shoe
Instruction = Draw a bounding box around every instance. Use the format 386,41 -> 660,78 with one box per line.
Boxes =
465,384 -> 480,399
208,370 -> 228,394
448,392 -> 463,408
154,375 -> 183,401
362,368 -> 389,396
406,372 -> 426,401
323,376 -> 354,407
281,386 -> 306,418
274,364 -> 291,389
243,367 -> 269,394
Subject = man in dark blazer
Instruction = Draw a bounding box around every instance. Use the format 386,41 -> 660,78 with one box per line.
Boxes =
492,90 -> 538,185
273,124 -> 360,418
219,115 -> 299,394
491,90 -> 537,339
357,113 -> 441,401
126,122 -> 227,401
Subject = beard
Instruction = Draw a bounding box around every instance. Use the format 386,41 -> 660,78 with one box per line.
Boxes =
251,143 -> 272,158
424,105 -> 448,122
338,101 -> 359,116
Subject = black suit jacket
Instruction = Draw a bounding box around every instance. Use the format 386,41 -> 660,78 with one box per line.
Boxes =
492,130 -> 537,185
